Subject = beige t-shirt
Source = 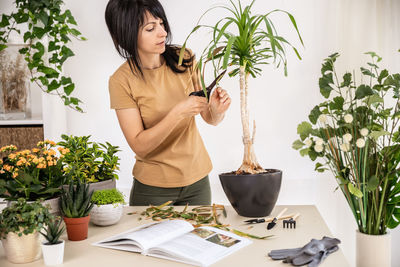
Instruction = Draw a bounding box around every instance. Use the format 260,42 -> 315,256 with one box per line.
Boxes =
108,58 -> 212,187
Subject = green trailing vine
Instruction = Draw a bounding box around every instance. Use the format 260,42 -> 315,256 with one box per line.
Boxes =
0,0 -> 86,112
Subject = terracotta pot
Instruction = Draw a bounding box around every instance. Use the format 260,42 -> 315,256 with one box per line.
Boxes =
63,215 -> 90,241
219,169 -> 282,217
1,231 -> 41,264
356,230 -> 391,267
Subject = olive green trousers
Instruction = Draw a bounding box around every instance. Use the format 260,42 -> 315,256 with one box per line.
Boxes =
129,175 -> 211,206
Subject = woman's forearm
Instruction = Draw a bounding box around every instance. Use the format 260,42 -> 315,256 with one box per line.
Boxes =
133,109 -> 182,157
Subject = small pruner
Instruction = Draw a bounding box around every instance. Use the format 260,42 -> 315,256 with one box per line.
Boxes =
244,218 -> 266,224
189,69 -> 227,99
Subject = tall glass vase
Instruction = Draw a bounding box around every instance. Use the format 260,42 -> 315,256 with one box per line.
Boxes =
0,44 -> 31,120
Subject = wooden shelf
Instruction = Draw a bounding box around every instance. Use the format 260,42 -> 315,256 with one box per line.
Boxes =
0,116 -> 43,126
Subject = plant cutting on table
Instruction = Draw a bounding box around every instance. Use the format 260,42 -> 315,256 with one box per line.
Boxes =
134,201 -> 272,240
179,0 -> 303,217
293,51 -> 400,267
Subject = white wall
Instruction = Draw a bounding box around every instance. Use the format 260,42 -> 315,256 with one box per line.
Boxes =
1,0 -> 400,266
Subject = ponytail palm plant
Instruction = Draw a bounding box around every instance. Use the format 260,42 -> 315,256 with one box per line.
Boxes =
179,0 -> 303,174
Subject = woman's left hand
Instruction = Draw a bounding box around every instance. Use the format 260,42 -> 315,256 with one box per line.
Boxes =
209,87 -> 231,115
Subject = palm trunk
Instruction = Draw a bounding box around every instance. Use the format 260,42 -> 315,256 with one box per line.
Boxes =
236,66 -> 264,174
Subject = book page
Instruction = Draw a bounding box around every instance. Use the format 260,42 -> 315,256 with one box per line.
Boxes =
93,220 -> 194,252
147,226 -> 252,267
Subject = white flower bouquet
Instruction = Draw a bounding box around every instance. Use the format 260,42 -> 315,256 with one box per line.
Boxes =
293,52 -> 400,235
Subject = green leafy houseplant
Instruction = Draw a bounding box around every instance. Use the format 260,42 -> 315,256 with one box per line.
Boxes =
57,134 -> 120,184
0,0 -> 86,111
0,198 -> 52,238
91,188 -> 125,206
0,140 -> 67,201
293,52 -> 400,235
180,0 -> 303,174
40,218 -> 65,245
60,180 -> 94,218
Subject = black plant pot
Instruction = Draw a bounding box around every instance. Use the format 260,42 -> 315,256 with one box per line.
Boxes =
219,169 -> 282,217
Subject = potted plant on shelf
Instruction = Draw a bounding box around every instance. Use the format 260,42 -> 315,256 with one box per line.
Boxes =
180,0 -> 303,216
40,218 -> 65,266
90,188 -> 125,226
0,198 -> 52,264
60,180 -> 94,241
0,0 -> 86,111
0,140 -> 67,214
293,52 -> 400,267
57,134 -> 120,193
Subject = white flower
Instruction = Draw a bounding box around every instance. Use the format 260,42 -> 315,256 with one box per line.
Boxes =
304,139 -> 313,147
340,143 -> 351,152
344,114 -> 353,123
360,128 -> 369,137
315,138 -> 324,146
356,138 -> 366,148
318,114 -> 327,124
314,144 -> 324,153
343,133 -> 353,143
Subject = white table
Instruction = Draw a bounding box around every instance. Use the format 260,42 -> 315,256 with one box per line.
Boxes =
0,205 -> 349,267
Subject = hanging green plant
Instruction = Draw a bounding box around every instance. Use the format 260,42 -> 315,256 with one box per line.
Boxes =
0,0 -> 86,112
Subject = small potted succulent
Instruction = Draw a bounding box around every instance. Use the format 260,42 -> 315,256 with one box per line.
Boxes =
0,198 -> 51,264
0,140 -> 68,214
90,188 -> 125,226
58,134 -> 120,193
40,218 -> 65,266
60,180 -> 94,241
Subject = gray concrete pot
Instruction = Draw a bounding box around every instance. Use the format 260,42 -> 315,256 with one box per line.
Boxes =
62,179 -> 116,194
219,169 -> 282,217
7,197 -> 61,216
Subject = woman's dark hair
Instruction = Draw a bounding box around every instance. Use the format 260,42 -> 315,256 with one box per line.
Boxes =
105,0 -> 194,77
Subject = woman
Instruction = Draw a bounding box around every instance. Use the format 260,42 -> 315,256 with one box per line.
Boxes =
105,0 -> 231,206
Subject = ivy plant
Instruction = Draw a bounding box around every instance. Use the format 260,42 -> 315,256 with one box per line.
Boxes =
0,198 -> 52,238
0,0 -> 86,111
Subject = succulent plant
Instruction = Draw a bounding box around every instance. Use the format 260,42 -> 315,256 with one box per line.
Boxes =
40,218 -> 65,245
60,180 -> 94,218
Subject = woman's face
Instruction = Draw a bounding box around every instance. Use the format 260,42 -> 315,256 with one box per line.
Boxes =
137,11 -> 167,56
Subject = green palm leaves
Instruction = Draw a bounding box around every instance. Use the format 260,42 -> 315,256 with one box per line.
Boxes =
179,0 -> 303,79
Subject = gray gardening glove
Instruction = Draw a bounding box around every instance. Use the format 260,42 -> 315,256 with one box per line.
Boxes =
268,236 -> 340,266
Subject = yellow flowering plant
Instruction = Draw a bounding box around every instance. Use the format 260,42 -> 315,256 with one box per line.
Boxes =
0,140 -> 68,201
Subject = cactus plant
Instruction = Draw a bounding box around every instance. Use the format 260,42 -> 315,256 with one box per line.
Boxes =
60,180 -> 94,218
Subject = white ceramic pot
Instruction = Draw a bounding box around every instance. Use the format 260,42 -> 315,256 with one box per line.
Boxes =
356,230 -> 391,267
1,231 -> 42,264
90,203 -> 123,226
41,239 -> 65,266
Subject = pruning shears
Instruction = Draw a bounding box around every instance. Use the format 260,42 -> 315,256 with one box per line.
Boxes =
189,70 -> 227,99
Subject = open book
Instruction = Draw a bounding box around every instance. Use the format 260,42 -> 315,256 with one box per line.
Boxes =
92,219 -> 252,267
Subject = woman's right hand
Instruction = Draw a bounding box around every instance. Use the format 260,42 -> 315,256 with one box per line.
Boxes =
172,96 -> 208,120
